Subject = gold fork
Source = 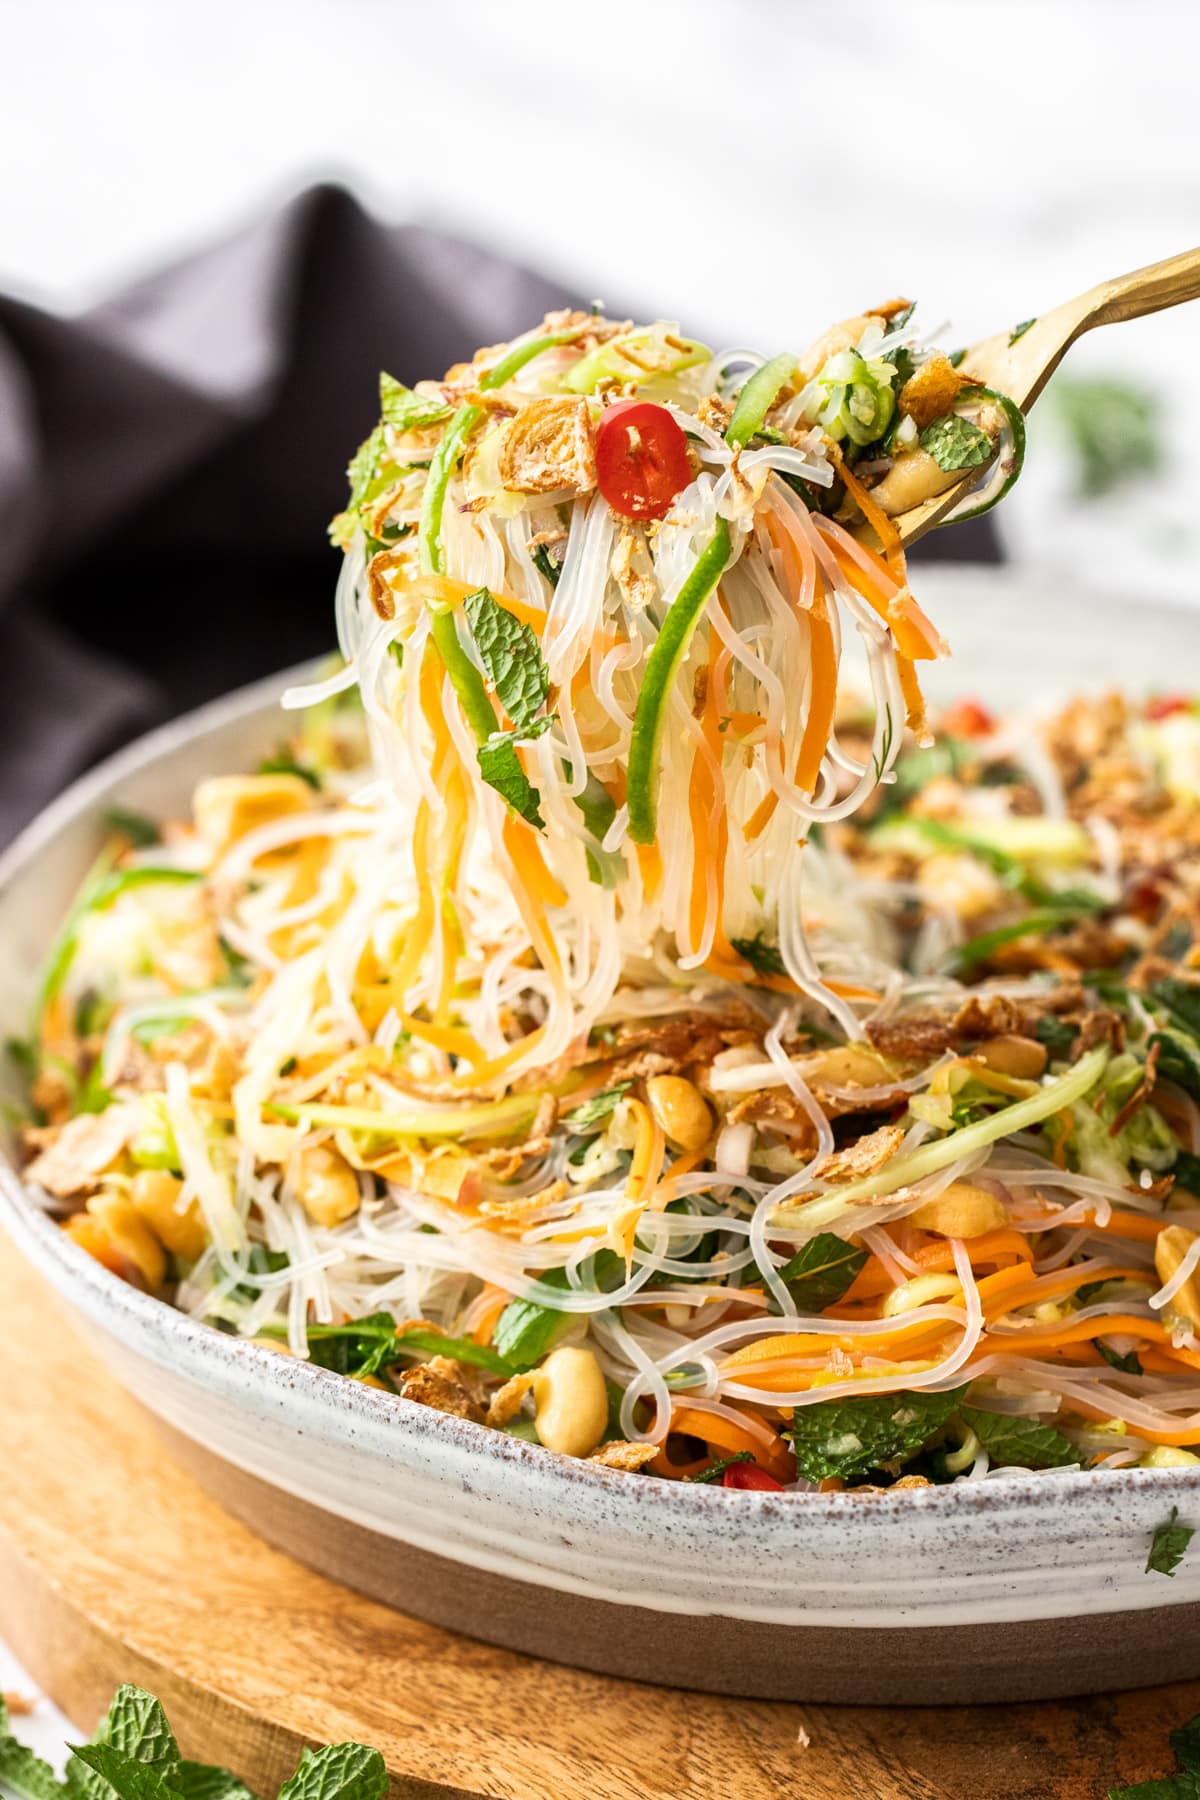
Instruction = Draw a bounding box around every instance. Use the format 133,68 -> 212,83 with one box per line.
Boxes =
871,245 -> 1200,551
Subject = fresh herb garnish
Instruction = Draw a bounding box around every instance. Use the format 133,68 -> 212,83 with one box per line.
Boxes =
919,412 -> 993,473
685,1451 -> 755,1484
103,807 -> 160,848
1173,1149 -> 1200,1196
492,1254 -> 623,1372
1009,318 -> 1037,344
1147,1506 -> 1196,1578
729,933 -> 786,978
561,1084 -> 632,1132
477,721 -> 554,830
463,587 -> 550,731
0,1684 -> 385,1800
378,372 -> 452,434
530,543 -> 562,588
1109,1711 -> 1200,1797
787,1387 -> 965,1483
958,1405 -> 1078,1470
1096,1339 -> 1143,1376
773,1234 -> 867,1314
1035,1014 -> 1078,1061
257,750 -> 321,790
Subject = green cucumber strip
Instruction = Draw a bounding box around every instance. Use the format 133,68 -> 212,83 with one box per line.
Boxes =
34,862 -> 202,1028
419,403 -> 482,577
627,518 -> 732,844
950,910 -> 1071,972
726,353 -> 800,449
480,326 -> 594,392
778,1046 -> 1108,1215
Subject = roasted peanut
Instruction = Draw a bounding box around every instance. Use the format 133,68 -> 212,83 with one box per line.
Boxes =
529,1346 -> 609,1457
294,1144 -> 361,1228
1155,1225 -> 1200,1329
85,1194 -> 167,1290
193,774 -> 312,856
645,1075 -> 713,1151
976,1035 -> 1049,1080
128,1169 -> 207,1262
908,1180 -> 1007,1239
1141,1445 -> 1200,1468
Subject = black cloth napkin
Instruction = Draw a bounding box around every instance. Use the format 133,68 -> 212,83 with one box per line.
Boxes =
0,183 -> 999,846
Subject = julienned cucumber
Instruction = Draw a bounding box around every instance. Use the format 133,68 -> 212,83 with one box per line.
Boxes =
937,385 -> 1027,525
627,518 -> 733,845
780,1045 -> 1109,1213
726,353 -> 800,449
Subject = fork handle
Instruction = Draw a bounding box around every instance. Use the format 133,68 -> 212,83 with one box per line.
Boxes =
1085,245 -> 1200,329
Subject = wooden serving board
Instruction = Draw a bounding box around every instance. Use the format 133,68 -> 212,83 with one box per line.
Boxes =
0,1232 -> 1197,1800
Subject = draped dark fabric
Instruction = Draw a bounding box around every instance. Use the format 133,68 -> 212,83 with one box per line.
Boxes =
0,183 -> 999,845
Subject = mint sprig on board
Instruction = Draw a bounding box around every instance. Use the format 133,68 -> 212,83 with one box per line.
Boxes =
0,1686 -> 384,1800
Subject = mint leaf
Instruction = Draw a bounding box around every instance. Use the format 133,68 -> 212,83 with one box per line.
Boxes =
1009,317 -> 1036,344
477,729 -> 550,830
958,1405 -> 1078,1470
463,588 -> 550,731
258,750 -> 321,790
1151,979 -> 1200,1041
392,1327 -> 511,1374
729,934 -> 786,978
300,1313 -> 399,1379
277,1744 -> 387,1800
170,1766 -> 258,1800
530,543 -> 561,588
561,1084 -> 632,1132
67,1745 -> 180,1800
1148,1506 -> 1196,1578
787,1388 -> 965,1482
919,412 -> 993,472
97,1689 -> 178,1768
346,427 -> 387,510
1173,1719 -> 1200,1775
774,1234 -> 867,1314
1151,1030 -> 1200,1106
493,1255 -> 623,1373
378,373 -> 451,433
0,1728 -> 67,1800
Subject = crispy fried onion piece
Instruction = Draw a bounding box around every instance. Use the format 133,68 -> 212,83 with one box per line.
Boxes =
397,1355 -> 487,1424
22,1105 -> 140,1200
589,1440 -> 660,1472
812,1123 -> 906,1185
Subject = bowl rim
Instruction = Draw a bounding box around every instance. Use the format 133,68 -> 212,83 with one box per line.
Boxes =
3,632 -> 1199,1526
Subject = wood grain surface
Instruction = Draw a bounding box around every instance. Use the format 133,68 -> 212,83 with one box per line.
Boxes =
0,1230 -> 1197,1800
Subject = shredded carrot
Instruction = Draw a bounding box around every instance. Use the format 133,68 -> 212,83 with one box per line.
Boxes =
895,653 -> 929,737
473,1285 -> 510,1346
626,1096 -> 668,1209
649,1403 -> 793,1481
825,444 -> 906,579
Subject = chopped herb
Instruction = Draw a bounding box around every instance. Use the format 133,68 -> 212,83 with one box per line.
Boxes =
258,750 -> 321,790
773,1233 -> 867,1314
103,807 -> 160,848
278,1056 -> 297,1077
729,933 -> 786,978
530,543 -> 562,588
787,1387 -> 966,1483
919,412 -> 994,473
1150,1029 -> 1200,1106
1173,1149 -> 1200,1196
493,1254 -> 623,1372
0,1692 -> 64,1800
1097,1340 -> 1143,1376
685,1451 -> 755,1484
958,1405 -> 1078,1470
1035,1014 -> 1078,1060
1009,317 -> 1037,344
378,372 -> 452,433
950,910 -> 1072,973
1050,374 -> 1161,499
947,348 -> 966,369
230,1246 -> 290,1304
387,641 -> 404,669
346,426 -> 387,511
1147,1506 -> 1196,1578
463,587 -> 550,732
1150,979 -> 1200,1041
393,1326 -> 512,1374
562,1084 -> 632,1132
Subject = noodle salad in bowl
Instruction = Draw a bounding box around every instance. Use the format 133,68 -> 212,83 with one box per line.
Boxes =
21,303 -> 1200,1497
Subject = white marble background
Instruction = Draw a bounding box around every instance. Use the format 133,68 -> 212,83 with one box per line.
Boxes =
1,0 -> 1199,1764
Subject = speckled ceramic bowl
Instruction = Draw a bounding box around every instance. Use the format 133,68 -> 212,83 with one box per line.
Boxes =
5,569 -> 1200,1705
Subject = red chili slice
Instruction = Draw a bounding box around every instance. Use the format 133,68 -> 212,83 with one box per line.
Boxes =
941,697 -> 996,739
595,399 -> 692,521
1147,694 -> 1193,721
722,1462 -> 785,1491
